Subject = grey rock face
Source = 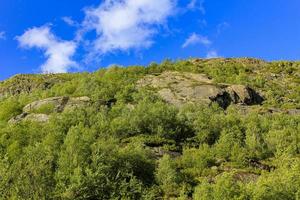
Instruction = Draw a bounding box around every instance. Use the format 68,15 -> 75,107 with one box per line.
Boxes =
138,71 -> 264,108
23,96 -> 91,113
23,97 -> 69,113
9,96 -> 91,124
64,96 -> 92,110
24,114 -> 50,123
8,113 -> 29,124
226,85 -> 264,105
9,113 -> 49,124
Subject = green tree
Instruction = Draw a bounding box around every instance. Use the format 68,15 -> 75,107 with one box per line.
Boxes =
156,155 -> 181,198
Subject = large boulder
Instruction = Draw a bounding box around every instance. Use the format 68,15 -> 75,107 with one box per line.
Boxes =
138,71 -> 221,107
9,113 -> 49,124
23,97 -> 69,113
24,114 -> 50,123
23,96 -> 91,113
9,96 -> 91,124
64,96 -> 92,110
8,113 -> 28,124
138,71 -> 264,108
226,85 -> 264,105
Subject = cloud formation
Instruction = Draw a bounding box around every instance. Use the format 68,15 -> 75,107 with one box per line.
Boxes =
82,0 -> 176,54
17,26 -> 77,73
62,16 -> 79,27
206,50 -> 219,58
182,33 -> 211,48
188,0 -> 205,14
0,31 -> 6,40
217,22 -> 230,35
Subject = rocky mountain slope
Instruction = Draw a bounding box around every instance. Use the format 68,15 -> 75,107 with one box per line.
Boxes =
0,58 -> 299,199
1,58 -> 298,123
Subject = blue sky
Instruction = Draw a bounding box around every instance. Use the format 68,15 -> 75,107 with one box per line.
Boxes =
0,0 -> 300,80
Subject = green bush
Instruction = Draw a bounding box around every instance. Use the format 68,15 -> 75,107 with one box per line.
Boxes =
0,98 -> 22,121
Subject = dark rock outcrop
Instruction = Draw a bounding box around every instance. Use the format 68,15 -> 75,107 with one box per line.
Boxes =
226,85 -> 264,105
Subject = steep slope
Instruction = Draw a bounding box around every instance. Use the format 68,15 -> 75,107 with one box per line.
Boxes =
0,58 -> 299,200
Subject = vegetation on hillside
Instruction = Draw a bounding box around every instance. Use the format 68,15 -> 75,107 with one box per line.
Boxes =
0,58 -> 299,199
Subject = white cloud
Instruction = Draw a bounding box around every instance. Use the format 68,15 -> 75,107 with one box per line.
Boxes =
62,16 -> 79,27
81,0 -> 176,55
206,50 -> 220,58
182,33 -> 211,48
0,31 -> 6,40
188,0 -> 205,14
217,22 -> 230,35
17,26 -> 77,73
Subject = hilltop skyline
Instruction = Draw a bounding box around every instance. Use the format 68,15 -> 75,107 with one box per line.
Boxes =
1,0 -> 300,80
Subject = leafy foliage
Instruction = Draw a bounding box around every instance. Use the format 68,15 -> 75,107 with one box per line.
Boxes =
0,58 -> 299,199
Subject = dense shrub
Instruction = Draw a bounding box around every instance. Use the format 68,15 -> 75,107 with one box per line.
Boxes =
0,59 -> 299,199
